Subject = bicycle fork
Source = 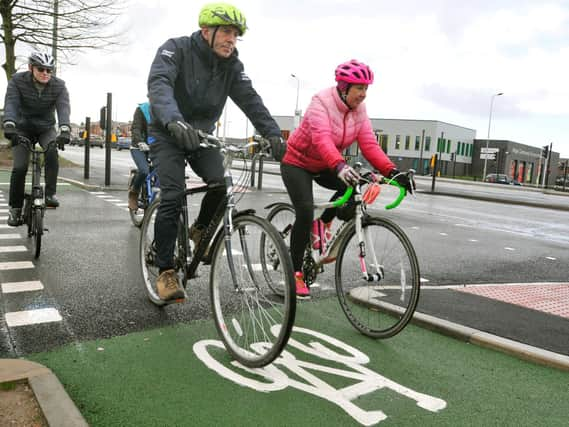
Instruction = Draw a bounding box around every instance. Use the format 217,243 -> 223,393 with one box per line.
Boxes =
356,215 -> 383,282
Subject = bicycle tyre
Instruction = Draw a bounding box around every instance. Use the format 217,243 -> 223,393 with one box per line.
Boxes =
210,214 -> 296,368
128,170 -> 146,228
335,216 -> 420,338
32,208 -> 43,259
262,204 -> 295,296
139,198 -> 187,306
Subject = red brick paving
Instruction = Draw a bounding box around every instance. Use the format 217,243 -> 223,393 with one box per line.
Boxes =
455,284 -> 569,319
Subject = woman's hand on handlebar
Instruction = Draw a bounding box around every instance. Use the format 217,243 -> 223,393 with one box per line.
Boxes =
388,169 -> 416,195
336,162 -> 360,186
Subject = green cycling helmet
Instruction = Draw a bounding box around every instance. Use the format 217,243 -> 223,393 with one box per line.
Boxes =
199,3 -> 247,36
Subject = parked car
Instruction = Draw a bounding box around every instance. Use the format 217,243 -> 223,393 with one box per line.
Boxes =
89,136 -> 104,148
117,137 -> 131,151
484,173 -> 510,184
484,173 -> 521,186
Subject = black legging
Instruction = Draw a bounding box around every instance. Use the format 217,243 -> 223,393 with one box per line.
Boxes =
280,163 -> 348,272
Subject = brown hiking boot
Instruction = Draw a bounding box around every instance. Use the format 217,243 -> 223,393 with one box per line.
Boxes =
128,190 -> 139,210
156,269 -> 185,301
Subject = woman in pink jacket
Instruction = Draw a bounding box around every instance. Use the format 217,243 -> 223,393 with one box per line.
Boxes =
281,59 -> 413,299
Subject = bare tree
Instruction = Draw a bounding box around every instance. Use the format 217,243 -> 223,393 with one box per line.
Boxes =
0,0 -> 126,80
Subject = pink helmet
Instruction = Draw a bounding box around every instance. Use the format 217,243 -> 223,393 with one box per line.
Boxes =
335,59 -> 374,85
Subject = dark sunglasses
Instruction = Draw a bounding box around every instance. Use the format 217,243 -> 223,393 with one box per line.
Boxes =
35,67 -> 53,74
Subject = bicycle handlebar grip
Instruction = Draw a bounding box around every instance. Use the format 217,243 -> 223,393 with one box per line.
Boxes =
332,187 -> 354,208
385,180 -> 406,210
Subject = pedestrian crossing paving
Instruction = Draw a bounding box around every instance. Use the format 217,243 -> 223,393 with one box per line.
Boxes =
0,189 -> 63,330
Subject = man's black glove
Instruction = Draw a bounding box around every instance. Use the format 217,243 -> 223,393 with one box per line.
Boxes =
3,121 -> 18,144
167,120 -> 201,153
268,136 -> 286,162
388,169 -> 415,195
56,125 -> 70,151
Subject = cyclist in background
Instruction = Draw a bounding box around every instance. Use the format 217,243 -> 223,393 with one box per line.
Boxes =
147,2 -> 286,301
128,102 -> 153,210
2,52 -> 70,226
280,59 -> 414,299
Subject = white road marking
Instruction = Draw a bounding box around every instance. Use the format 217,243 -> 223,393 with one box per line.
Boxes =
545,256 -> 557,260
0,245 -> 27,252
468,239 -> 478,242
5,308 -> 62,327
504,247 -> 516,251
105,199 -> 122,202
421,282 -> 568,289
0,261 -> 35,270
439,232 -> 448,236
2,280 -> 44,294
0,233 -> 22,239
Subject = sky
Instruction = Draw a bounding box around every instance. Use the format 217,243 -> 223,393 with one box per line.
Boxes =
2,0 -> 569,157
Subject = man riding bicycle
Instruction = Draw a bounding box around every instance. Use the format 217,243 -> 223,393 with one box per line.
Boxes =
147,2 -> 286,301
128,102 -> 153,210
2,51 -> 70,226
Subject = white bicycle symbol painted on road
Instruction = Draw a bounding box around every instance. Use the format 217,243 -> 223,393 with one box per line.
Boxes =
194,326 -> 446,426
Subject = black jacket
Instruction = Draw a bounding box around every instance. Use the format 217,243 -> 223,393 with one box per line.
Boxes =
3,71 -> 70,132
147,30 -> 280,138
131,106 -> 148,146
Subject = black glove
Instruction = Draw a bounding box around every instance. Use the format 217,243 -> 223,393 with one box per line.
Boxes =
388,169 -> 415,195
268,136 -> 286,162
3,121 -> 18,142
336,162 -> 360,186
56,125 -> 70,151
167,121 -> 201,153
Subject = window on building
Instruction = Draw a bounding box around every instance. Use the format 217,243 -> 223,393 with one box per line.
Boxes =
405,135 -> 410,150
425,136 -> 431,151
395,135 -> 401,150
415,136 -> 420,150
380,134 -> 389,153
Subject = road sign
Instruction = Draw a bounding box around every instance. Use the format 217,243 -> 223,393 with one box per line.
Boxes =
480,153 -> 496,160
481,148 -> 500,154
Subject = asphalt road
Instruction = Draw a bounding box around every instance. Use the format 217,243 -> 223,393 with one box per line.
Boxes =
0,155 -> 568,357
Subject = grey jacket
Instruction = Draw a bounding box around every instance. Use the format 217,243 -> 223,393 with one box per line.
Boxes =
147,30 -> 280,138
3,71 -> 70,131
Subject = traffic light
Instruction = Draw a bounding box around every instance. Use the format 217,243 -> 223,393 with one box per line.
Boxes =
541,145 -> 549,158
100,107 -> 106,130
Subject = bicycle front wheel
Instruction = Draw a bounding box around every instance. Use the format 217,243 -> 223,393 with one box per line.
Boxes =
139,199 -> 187,306
210,214 -> 295,368
335,216 -> 420,338
32,208 -> 43,259
263,204 -> 295,296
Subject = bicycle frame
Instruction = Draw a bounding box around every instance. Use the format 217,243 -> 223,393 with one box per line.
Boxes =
177,136 -> 266,288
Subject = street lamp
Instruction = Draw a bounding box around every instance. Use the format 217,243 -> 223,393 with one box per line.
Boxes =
291,73 -> 301,129
482,92 -> 503,179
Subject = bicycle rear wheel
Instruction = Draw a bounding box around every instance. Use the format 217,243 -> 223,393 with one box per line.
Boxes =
335,216 -> 420,338
128,170 -> 146,227
139,198 -> 187,306
32,208 -> 43,259
263,204 -> 295,296
210,214 -> 295,368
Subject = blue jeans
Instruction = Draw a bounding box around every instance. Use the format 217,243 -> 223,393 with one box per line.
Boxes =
129,149 -> 150,193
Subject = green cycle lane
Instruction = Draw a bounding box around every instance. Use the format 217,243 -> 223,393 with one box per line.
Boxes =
29,297 -> 568,427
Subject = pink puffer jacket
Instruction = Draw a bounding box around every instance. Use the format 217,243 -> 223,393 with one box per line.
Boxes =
282,87 -> 395,175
